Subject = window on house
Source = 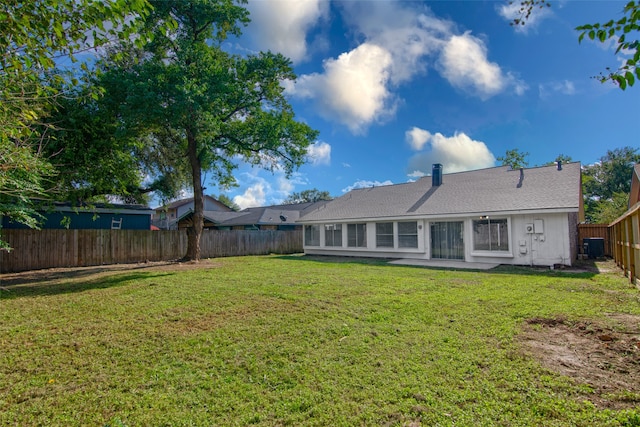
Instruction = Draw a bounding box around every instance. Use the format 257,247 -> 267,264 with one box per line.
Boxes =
347,223 -> 366,247
473,218 -> 509,251
376,222 -> 394,248
324,224 -> 342,247
304,225 -> 320,246
398,221 -> 418,248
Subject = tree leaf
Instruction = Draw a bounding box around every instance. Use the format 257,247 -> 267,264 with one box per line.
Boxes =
598,30 -> 607,42
625,71 -> 635,86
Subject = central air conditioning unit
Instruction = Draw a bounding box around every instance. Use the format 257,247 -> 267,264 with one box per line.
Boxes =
525,223 -> 534,234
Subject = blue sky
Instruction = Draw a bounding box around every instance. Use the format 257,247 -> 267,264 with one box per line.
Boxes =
209,1 -> 639,209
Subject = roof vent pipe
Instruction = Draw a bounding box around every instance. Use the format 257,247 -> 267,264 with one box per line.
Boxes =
557,161 -> 562,171
432,163 -> 443,187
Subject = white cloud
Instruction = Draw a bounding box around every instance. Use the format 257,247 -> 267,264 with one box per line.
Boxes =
307,141 -> 331,166
406,127 -> 432,151
232,170 -> 309,209
283,2 -> 525,132
233,183 -> 266,209
339,2 -> 450,85
245,0 -> 328,63
405,129 -> 496,175
342,179 -> 394,193
408,170 -> 426,178
438,32 -> 514,99
342,162 -> 351,168
290,43 -> 395,134
497,1 -> 552,33
539,80 -> 576,99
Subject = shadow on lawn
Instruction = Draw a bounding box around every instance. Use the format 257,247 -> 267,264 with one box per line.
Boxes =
276,254 -> 602,278
0,271 -> 174,299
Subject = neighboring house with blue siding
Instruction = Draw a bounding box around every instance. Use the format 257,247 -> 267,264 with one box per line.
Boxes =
1,202 -> 153,230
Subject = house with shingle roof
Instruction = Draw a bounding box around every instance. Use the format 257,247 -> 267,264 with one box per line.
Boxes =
297,162 -> 584,267
152,195 -> 233,230
215,202 -> 321,230
175,201 -> 329,231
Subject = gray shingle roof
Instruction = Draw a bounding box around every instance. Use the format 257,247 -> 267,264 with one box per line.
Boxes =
218,201 -> 329,226
299,163 -> 582,222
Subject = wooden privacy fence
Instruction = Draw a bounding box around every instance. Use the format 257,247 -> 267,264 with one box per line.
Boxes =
577,223 -> 612,257
0,229 -> 303,273
610,203 -> 640,286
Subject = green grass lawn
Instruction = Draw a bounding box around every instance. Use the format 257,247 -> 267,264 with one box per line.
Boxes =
1,256 -> 639,426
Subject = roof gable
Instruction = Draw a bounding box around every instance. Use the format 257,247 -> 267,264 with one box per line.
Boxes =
159,195 -> 232,212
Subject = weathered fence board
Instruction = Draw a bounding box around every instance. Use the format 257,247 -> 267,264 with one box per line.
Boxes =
610,203 -> 640,286
577,223 -> 611,257
0,229 -> 302,273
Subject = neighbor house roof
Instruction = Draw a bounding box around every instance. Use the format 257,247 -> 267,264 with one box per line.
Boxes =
45,201 -> 152,215
176,210 -> 241,224
299,163 -> 582,223
159,195 -> 229,211
219,201 -> 328,227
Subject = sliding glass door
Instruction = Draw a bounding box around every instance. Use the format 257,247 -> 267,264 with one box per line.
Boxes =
430,222 -> 464,260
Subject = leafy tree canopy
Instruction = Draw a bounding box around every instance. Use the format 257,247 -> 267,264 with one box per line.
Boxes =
512,0 -> 640,89
217,194 -> 240,212
497,148 -> 530,169
87,0 -> 319,260
542,154 -> 573,167
582,146 -> 639,223
284,189 -> 333,204
0,0 -> 151,249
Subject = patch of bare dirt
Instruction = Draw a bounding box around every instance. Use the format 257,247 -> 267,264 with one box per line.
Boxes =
519,314 -> 640,409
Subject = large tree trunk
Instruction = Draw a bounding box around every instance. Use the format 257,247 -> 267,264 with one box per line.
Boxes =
185,131 -> 203,261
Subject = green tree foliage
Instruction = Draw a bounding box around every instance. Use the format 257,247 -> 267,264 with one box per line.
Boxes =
95,0 -> 319,261
43,85 -> 157,205
0,0 -> 151,249
284,189 -> 333,204
576,1 -> 640,90
513,0 -> 640,89
553,154 -> 573,165
497,148 -> 530,169
589,192 -> 630,224
0,0 -> 150,141
217,194 -> 240,212
582,146 -> 640,223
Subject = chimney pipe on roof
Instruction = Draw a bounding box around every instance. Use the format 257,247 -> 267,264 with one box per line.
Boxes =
557,161 -> 562,171
432,163 -> 443,186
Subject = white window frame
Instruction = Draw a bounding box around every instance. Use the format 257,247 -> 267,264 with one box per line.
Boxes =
398,221 -> 419,248
347,223 -> 367,248
304,224 -> 320,246
375,222 -> 394,248
471,217 -> 513,257
324,223 -> 343,247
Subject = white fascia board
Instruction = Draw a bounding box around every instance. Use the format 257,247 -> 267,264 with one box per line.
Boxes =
296,208 -> 578,224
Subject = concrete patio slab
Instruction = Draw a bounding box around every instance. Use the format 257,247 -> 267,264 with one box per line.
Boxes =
388,259 -> 500,270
